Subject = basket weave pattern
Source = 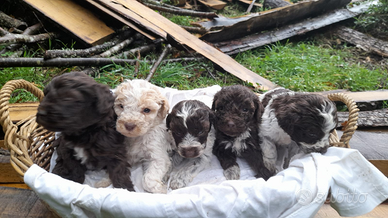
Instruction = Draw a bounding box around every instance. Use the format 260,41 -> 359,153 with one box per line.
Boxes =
0,80 -> 359,177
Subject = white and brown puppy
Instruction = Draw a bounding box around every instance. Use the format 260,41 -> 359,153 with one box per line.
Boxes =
166,100 -> 215,190
212,85 -> 272,181
113,79 -> 174,194
259,87 -> 338,174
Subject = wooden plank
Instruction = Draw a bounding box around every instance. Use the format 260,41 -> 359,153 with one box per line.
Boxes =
84,0 -> 156,40
8,102 -> 39,122
95,0 -> 277,90
215,0 -> 376,54
197,0 -> 227,10
369,160 -> 388,177
22,0 -> 115,46
315,203 -> 388,218
199,0 -> 352,42
238,0 -> 263,8
0,187 -> 56,217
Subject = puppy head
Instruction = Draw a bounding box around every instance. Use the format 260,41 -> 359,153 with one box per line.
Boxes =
212,85 -> 263,137
113,79 -> 169,137
273,93 -> 338,153
36,72 -> 114,133
167,100 -> 214,158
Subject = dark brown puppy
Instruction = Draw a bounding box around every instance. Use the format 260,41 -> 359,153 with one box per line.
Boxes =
36,71 -> 134,191
212,85 -> 272,181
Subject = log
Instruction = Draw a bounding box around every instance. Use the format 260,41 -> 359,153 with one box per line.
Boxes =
96,38 -> 134,57
333,26 -> 388,57
0,11 -> 27,29
0,32 -> 59,46
198,0 -> 351,42
214,0 -> 377,55
44,41 -> 120,59
263,0 -> 291,9
1,23 -> 43,55
114,38 -> 164,59
0,27 -> 9,36
142,2 -> 217,18
146,44 -> 172,81
0,57 -> 138,67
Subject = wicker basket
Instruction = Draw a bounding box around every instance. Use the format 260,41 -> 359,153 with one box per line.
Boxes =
0,79 -> 359,177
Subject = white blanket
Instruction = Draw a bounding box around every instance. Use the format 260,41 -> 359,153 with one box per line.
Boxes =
25,85 -> 388,217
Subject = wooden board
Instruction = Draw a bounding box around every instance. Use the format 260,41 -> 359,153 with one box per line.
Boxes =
22,0 -> 115,46
315,202 -> 388,218
198,0 -> 227,10
8,102 -> 39,122
320,89 -> 388,103
84,0 -> 156,40
94,0 -> 277,90
369,160 -> 388,177
238,0 -> 263,8
198,0 -> 352,42
0,187 -> 57,217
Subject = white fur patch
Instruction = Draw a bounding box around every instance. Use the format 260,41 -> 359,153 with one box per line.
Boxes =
224,165 -> 240,180
73,147 -> 88,164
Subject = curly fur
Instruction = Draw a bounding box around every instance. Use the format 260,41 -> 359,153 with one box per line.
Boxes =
166,100 -> 215,189
259,87 -> 338,173
113,79 -> 173,194
36,71 -> 134,191
211,85 -> 272,181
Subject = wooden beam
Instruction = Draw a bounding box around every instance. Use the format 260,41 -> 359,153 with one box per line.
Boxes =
215,0 -> 377,54
370,160 -> 388,177
94,0 -> 277,90
199,0 -> 352,42
22,0 -> 115,46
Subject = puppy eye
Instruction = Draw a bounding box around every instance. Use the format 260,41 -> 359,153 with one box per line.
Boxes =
143,108 -> 151,113
242,108 -> 249,112
119,104 -> 124,109
217,106 -> 223,111
198,131 -> 204,135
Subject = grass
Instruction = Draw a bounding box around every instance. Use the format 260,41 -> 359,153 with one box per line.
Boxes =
234,41 -> 388,92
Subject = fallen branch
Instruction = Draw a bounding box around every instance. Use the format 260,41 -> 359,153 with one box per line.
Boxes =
247,0 -> 257,13
0,11 -> 27,29
333,26 -> 388,57
114,38 -> 163,59
215,0 -> 378,55
0,57 -> 138,67
0,27 -> 9,36
142,2 -> 217,18
0,32 -> 59,46
146,44 -> 172,81
2,23 -> 43,54
44,41 -> 119,59
180,26 -> 207,34
96,37 -> 134,57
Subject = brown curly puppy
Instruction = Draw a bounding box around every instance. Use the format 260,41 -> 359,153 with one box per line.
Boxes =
36,71 -> 134,191
212,85 -> 272,181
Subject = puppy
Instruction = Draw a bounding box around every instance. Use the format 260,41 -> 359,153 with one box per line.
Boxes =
166,100 -> 215,190
36,71 -> 134,191
113,79 -> 173,194
212,85 -> 272,181
259,87 -> 338,174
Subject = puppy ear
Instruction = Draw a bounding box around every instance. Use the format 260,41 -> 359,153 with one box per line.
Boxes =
166,113 -> 172,129
211,95 -> 218,111
208,109 -> 216,129
158,98 -> 170,119
94,84 -> 115,114
254,98 -> 264,122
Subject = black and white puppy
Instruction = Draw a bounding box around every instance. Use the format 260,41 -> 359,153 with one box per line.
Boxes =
36,72 -> 134,191
259,87 -> 338,174
212,85 -> 272,181
166,100 -> 215,189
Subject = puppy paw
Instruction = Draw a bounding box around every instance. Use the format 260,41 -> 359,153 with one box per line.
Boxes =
256,167 -> 274,181
169,173 -> 192,190
263,156 -> 277,174
144,181 -> 168,194
95,178 -> 112,188
223,165 -> 240,180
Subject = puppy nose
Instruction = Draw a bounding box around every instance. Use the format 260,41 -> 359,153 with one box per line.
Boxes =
124,123 -> 136,131
183,147 -> 199,158
227,121 -> 235,128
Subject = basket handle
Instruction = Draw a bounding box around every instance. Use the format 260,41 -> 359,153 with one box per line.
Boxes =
327,93 -> 359,148
0,79 -> 44,151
